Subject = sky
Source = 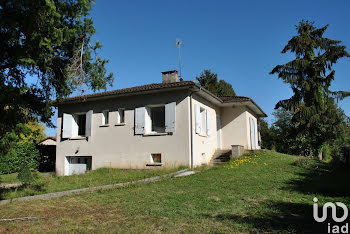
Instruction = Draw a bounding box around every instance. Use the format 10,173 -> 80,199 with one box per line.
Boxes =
46,0 -> 350,136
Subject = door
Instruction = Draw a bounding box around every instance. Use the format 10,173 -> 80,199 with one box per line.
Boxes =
67,156 -> 92,175
216,115 -> 221,149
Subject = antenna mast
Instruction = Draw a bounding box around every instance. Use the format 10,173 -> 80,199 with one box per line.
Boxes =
176,38 -> 182,78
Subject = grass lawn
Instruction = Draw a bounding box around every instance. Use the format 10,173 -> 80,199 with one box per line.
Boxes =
0,151 -> 349,233
0,173 -> 20,183
0,168 -> 179,200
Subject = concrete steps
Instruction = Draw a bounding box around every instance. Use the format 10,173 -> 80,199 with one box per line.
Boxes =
209,149 -> 232,166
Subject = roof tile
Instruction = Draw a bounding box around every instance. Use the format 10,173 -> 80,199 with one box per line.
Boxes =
56,81 -> 196,104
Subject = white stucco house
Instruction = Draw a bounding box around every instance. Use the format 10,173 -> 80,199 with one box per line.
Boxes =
55,70 -> 267,176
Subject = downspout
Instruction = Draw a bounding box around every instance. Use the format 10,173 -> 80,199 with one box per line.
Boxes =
189,87 -> 201,169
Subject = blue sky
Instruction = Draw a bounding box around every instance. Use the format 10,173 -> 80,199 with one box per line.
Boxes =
46,0 -> 350,136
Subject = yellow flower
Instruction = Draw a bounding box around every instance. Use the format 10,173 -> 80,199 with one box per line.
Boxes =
264,162 -> 268,166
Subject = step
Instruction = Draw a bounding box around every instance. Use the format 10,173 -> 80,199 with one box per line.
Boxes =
214,150 -> 231,154
209,149 -> 233,166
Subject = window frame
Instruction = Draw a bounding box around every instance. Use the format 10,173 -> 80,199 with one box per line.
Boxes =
199,107 -> 207,136
75,112 -> 87,137
145,104 -> 166,134
101,110 -> 109,126
118,108 -> 125,124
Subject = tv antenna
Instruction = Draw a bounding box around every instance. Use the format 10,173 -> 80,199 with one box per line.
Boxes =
176,38 -> 182,78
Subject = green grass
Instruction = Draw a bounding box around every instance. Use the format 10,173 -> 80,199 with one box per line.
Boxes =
0,173 -> 20,183
0,151 -> 349,233
0,167 -> 179,200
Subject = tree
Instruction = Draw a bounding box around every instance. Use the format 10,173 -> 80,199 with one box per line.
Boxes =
21,121 -> 47,145
270,108 -> 310,155
0,0 -> 114,139
196,69 -> 236,96
270,21 -> 350,155
259,118 -> 274,150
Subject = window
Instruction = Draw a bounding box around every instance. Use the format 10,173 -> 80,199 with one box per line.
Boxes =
195,104 -> 211,136
77,114 -> 86,136
200,107 -> 207,135
62,111 -> 92,138
102,110 -> 109,125
118,108 -> 125,123
147,106 -> 165,133
151,153 -> 161,163
135,102 -> 176,135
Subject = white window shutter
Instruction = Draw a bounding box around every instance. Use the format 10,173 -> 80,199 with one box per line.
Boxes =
116,110 -> 121,124
145,107 -> 152,133
62,113 -> 73,138
85,110 -> 93,137
206,110 -> 211,136
254,119 -> 258,149
249,117 -> 256,150
165,102 -> 176,133
135,107 -> 145,134
195,104 -> 201,134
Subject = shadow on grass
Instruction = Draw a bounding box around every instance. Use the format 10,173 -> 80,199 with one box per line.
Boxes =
0,182 -> 46,200
285,161 -> 350,199
203,201 -> 336,233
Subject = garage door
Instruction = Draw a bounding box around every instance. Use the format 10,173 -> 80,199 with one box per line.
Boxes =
66,156 -> 92,175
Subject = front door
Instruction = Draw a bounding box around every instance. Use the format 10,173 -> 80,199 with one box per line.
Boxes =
216,115 -> 221,149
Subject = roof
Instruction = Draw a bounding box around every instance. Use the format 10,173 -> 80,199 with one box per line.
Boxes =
55,81 -> 196,104
55,81 -> 267,117
46,136 -> 57,141
38,137 -> 57,146
218,96 -> 267,117
218,96 -> 251,102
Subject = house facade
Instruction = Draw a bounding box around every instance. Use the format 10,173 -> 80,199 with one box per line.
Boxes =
55,71 -> 267,176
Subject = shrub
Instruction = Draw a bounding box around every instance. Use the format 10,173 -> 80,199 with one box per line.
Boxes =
0,142 -> 40,174
294,156 -> 312,168
17,165 -> 39,184
319,144 -> 332,162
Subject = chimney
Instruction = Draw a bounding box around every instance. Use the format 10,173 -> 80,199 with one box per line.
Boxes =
162,70 -> 178,83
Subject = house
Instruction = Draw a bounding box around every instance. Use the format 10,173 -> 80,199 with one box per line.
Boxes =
55,70 -> 267,176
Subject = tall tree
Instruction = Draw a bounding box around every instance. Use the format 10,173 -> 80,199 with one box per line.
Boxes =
270,21 -> 350,155
196,69 -> 236,96
259,118 -> 274,150
0,0 -> 113,139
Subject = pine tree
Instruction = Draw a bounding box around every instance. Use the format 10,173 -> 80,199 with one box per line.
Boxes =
270,21 -> 350,155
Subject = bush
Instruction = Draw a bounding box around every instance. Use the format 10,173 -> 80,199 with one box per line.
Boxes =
320,144 -> 332,162
17,166 -> 39,184
294,156 -> 312,168
0,142 -> 40,174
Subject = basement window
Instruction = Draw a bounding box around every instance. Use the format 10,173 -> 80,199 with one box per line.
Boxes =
151,153 -> 162,163
77,114 -> 86,136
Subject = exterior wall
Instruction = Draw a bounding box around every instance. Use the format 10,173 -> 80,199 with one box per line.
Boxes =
56,90 -> 191,176
191,94 -> 220,167
221,106 -> 260,150
221,106 -> 249,149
